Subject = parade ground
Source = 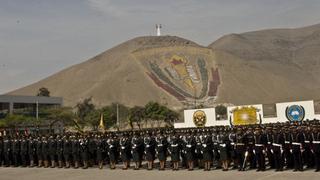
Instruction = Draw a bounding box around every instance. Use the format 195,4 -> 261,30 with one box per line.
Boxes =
0,167 -> 319,180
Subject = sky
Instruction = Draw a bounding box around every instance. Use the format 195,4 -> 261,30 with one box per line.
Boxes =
1,0 -> 320,94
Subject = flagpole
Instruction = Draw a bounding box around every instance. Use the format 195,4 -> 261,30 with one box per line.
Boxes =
36,101 -> 39,120
117,104 -> 119,130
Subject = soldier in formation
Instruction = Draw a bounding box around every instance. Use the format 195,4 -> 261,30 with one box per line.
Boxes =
0,121 -> 320,172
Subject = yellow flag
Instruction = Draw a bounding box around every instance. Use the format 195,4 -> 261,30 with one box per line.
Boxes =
98,113 -> 105,130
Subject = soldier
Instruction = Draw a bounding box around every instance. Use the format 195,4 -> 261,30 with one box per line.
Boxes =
228,128 -> 238,169
156,131 -> 167,170
195,130 -> 203,169
35,136 -> 42,167
254,128 -> 267,171
27,135 -> 36,167
88,134 -> 96,167
11,135 -> 20,167
95,135 -> 104,169
41,136 -> 49,168
284,127 -> 294,169
273,128 -> 285,171
235,128 -> 246,171
304,126 -> 314,169
292,127 -> 304,171
120,133 -> 131,170
107,134 -> 119,169
79,135 -> 89,169
312,126 -> 320,172
202,131 -> 213,171
169,132 -> 181,171
56,135 -> 64,168
0,135 -> 3,166
71,135 -> 80,168
63,135 -> 71,168
184,131 -> 196,171
3,135 -> 11,167
48,135 -> 57,168
266,127 -> 275,169
219,130 -> 230,171
20,135 -> 28,167
131,132 -> 143,170
144,132 -> 156,170
212,129 -> 220,169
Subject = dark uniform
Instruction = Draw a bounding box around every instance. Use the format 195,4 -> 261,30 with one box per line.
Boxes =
95,136 -> 104,169
41,137 -> 49,168
120,135 -> 131,170
156,134 -> 167,170
63,136 -> 72,168
107,136 -> 118,169
131,135 -> 143,170
56,136 -> 64,168
11,137 -> 20,167
169,135 -> 181,170
144,134 -> 156,170
184,134 -> 196,170
254,129 -> 267,171
79,137 -> 89,169
312,128 -> 320,171
48,136 -> 57,168
202,134 -> 213,171
3,137 -> 11,167
284,129 -> 294,169
71,136 -> 80,168
27,136 -> 36,167
20,137 -> 28,167
292,129 -> 304,171
273,129 -> 285,171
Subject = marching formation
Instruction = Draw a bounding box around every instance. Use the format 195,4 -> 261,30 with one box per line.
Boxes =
0,121 -> 320,172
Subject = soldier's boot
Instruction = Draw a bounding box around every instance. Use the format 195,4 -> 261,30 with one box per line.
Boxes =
74,161 -> 79,169
58,161 -> 63,168
83,161 -> 88,169
44,160 -> 49,168
38,160 -> 42,167
65,161 -> 70,168
51,160 -> 55,168
30,160 -> 34,167
99,162 -> 103,169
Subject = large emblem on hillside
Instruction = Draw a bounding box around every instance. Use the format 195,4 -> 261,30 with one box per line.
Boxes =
140,53 -> 220,104
193,110 -> 207,127
286,105 -> 305,122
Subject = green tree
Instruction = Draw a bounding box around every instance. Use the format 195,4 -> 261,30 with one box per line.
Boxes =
128,106 -> 145,130
44,107 -> 76,129
75,97 -> 95,126
37,87 -> 50,97
215,105 -> 227,120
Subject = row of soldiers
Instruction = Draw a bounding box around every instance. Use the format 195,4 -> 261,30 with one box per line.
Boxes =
0,123 -> 320,172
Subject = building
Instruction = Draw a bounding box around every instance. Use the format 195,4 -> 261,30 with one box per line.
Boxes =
0,95 -> 63,118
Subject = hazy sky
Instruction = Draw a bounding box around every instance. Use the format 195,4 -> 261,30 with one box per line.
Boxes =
1,0 -> 320,94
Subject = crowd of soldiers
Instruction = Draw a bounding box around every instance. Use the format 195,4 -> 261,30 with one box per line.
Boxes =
0,121 -> 320,172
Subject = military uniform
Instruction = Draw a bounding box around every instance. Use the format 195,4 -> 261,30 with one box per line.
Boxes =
169,135 -> 181,170
156,134 -> 167,170
27,137 -> 36,167
63,136 -> 71,168
20,137 -> 28,167
292,130 -> 304,171
312,129 -> 320,171
144,134 -> 156,170
48,136 -> 57,168
107,136 -> 119,169
71,136 -> 80,168
12,137 -> 20,167
202,134 -> 213,171
120,135 -> 131,170
79,137 -> 89,169
273,130 -> 285,171
56,136 -> 64,168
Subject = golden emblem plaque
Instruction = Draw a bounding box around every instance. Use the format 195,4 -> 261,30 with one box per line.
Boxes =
193,110 -> 207,127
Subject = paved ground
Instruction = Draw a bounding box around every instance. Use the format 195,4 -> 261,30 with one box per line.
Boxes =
0,167 -> 319,180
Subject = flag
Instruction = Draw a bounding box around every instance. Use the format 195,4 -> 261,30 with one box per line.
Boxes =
98,113 -> 105,131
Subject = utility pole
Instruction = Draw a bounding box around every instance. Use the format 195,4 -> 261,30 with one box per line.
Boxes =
36,101 -> 39,120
